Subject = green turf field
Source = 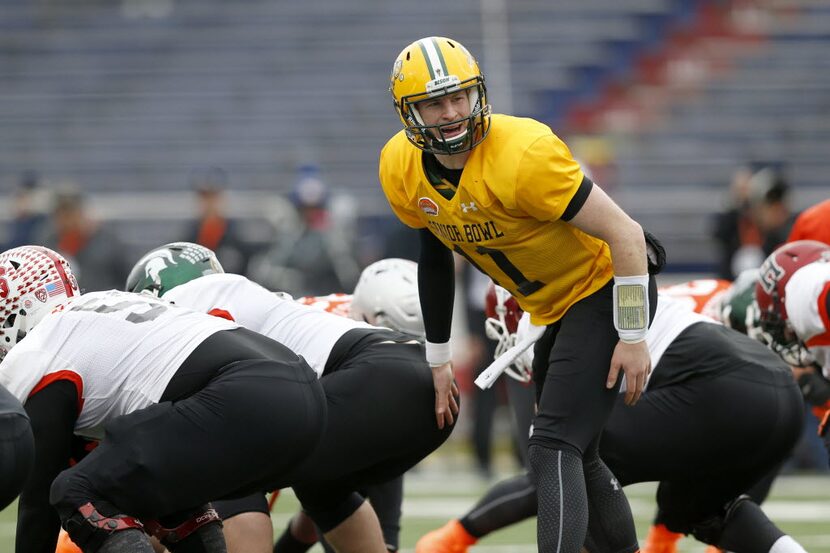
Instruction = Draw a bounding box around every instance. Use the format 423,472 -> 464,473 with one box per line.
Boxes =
3,465 -> 827,552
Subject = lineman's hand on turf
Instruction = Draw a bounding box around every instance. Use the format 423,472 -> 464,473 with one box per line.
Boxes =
431,361 -> 460,429
607,340 -> 651,406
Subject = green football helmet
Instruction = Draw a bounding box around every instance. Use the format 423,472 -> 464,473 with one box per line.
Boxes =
126,242 -> 224,297
717,268 -> 771,344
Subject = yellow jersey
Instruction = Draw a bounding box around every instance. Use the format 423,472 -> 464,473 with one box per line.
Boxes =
379,113 -> 613,325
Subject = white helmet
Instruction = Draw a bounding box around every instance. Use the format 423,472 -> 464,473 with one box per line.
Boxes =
0,246 -> 80,359
351,258 -> 424,337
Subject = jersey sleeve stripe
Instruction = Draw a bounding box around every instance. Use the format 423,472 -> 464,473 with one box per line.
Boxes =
29,370 -> 84,415
560,176 -> 593,222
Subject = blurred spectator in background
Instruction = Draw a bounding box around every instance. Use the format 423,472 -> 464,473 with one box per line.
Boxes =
4,171 -> 48,249
788,198 -> 830,245
382,220 -> 420,262
185,166 -> 251,275
712,163 -> 794,279
41,187 -> 130,292
249,164 -> 361,296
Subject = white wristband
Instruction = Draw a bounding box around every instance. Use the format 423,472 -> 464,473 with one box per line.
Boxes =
613,275 -> 649,344
425,341 -> 452,367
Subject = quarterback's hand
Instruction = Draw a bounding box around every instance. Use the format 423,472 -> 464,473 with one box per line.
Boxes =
431,361 -> 460,429
607,340 -> 651,406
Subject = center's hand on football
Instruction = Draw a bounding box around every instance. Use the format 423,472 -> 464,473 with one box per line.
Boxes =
607,340 -> 651,406
431,361 -> 459,429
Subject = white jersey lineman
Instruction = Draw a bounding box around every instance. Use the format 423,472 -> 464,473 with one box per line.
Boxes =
514,294 -> 714,391
0,290 -> 237,441
163,273 -> 374,378
785,261 -> 830,377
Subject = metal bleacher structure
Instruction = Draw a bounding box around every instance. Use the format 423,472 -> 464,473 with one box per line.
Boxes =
0,0 -> 827,270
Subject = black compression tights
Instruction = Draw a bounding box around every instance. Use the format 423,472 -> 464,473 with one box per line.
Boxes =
529,445 -> 588,553
529,444 -> 638,553
460,474 -> 536,538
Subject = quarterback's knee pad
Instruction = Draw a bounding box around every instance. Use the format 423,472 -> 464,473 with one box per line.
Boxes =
144,505 -> 224,552
689,494 -> 751,546
62,501 -> 146,553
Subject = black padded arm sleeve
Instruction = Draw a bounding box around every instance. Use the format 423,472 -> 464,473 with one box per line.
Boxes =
418,229 -> 455,344
17,380 -> 78,553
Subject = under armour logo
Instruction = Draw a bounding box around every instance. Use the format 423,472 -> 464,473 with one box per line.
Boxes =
610,478 -> 621,491
460,202 -> 478,213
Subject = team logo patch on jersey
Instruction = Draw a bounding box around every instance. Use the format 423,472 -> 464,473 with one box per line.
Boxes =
418,197 -> 439,216
34,288 -> 47,303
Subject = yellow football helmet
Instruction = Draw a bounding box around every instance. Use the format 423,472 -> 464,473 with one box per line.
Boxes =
389,36 -> 491,155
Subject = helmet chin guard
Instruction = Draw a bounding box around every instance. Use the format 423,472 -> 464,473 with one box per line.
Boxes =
0,246 -> 79,359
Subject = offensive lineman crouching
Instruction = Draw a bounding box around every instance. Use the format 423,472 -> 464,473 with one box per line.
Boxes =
0,246 -> 387,553
125,243 -> 456,553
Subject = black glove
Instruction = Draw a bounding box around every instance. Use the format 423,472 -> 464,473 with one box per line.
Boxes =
644,230 -> 666,275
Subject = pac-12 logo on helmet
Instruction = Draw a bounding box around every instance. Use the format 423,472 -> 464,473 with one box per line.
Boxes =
126,242 -> 224,298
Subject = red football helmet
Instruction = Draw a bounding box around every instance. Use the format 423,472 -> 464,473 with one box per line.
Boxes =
484,282 -> 531,382
0,246 -> 79,360
755,240 -> 830,366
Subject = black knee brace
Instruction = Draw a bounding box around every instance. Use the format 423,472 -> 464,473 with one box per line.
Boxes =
690,494 -> 750,545
144,505 -> 224,552
63,501 -> 146,552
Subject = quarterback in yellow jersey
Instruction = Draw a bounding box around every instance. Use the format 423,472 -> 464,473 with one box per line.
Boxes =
380,36 -> 662,553
380,114 -> 613,324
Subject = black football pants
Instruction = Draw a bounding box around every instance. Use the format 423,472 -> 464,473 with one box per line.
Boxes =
50,328 -> 326,524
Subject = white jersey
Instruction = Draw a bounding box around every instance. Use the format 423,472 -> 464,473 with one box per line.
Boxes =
163,273 -> 374,378
646,294 -> 716,373
0,290 -> 237,440
297,293 -> 354,318
516,294 -> 715,390
785,261 -> 830,377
